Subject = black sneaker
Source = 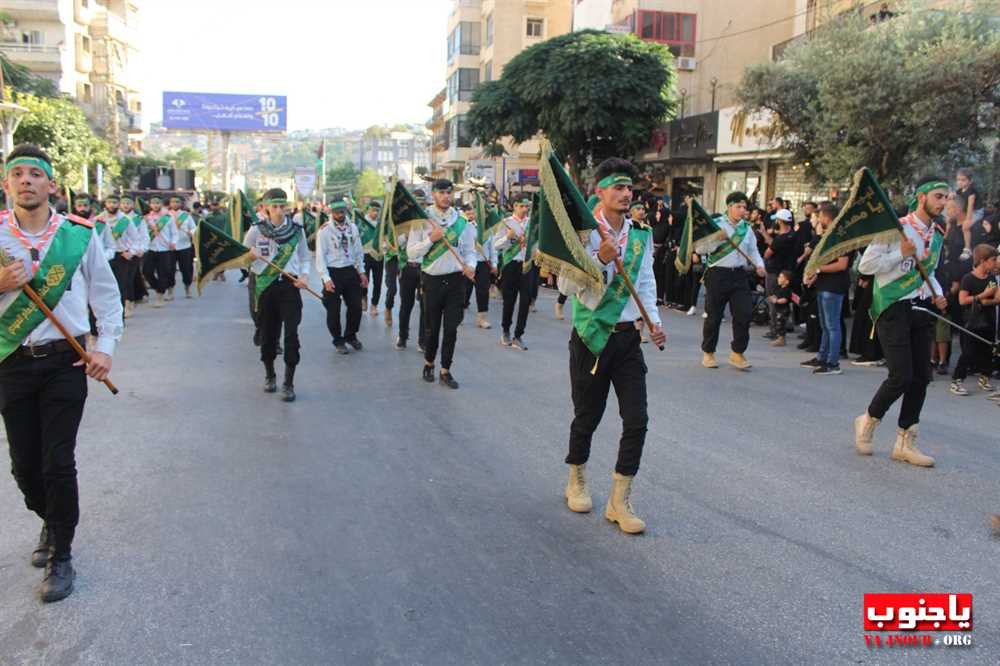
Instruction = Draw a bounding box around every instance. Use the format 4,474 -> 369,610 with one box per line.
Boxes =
281,384 -> 296,402
800,357 -> 822,368
439,371 -> 459,389
347,338 -> 363,351
334,342 -> 349,355
264,375 -> 277,393
422,365 -> 435,383
395,337 -> 406,350
31,525 -> 50,568
40,557 -> 75,603
814,363 -> 843,375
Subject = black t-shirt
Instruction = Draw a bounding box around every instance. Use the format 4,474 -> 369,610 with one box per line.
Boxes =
652,220 -> 670,245
773,285 -> 792,312
814,251 -> 854,294
956,185 -> 982,215
765,230 -> 797,274
960,272 -> 997,328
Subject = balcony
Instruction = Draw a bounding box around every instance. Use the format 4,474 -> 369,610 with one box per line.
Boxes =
126,109 -> 142,134
90,12 -> 136,47
3,0 -> 59,21
0,42 -> 61,71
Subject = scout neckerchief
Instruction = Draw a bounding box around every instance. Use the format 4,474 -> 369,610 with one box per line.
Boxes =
500,216 -> 528,268
422,212 -> 468,269
6,209 -> 61,272
253,220 -> 301,306
707,218 -> 750,266
332,221 -> 354,265
869,213 -> 944,323
572,215 -> 647,361
0,213 -> 92,362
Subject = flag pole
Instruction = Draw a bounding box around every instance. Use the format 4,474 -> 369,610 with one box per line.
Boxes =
261,258 -> 324,301
595,227 -> 664,351
896,227 -> 941,298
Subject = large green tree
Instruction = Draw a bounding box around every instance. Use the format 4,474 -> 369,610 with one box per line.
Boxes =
467,30 -> 677,181
1,53 -> 59,98
740,1 -> 1000,196
12,90 -> 118,189
354,168 -> 383,200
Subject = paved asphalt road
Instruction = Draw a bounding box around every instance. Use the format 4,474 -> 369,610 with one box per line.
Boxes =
1,274 -> 998,665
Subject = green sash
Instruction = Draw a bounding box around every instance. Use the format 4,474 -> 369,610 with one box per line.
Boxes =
869,231 -> 943,323
174,211 -> 191,229
111,214 -> 131,241
422,216 -> 468,269
128,212 -> 143,228
149,215 -> 170,241
396,242 -> 408,265
708,220 -> 749,265
0,222 -> 92,362
94,220 -> 106,234
500,220 -> 528,268
253,229 -> 302,306
572,228 -> 648,357
360,218 -> 379,254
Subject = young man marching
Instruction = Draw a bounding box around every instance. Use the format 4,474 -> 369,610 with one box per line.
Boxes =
463,203 -> 496,330
561,158 -> 666,535
96,195 -> 141,316
360,201 -> 383,318
0,144 -> 122,602
244,189 -> 311,402
406,179 -> 477,389
167,196 -> 197,299
316,200 -> 367,354
142,196 -> 178,308
395,190 -> 428,352
119,195 -> 147,316
493,194 -> 533,350
854,177 -> 950,467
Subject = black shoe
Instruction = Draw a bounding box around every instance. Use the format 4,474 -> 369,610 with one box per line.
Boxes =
936,365 -> 949,376
334,342 -> 349,354
253,329 -> 261,346
40,557 -> 75,603
512,337 -> 528,351
31,525 -> 50,568
281,384 -> 296,402
762,332 -> 776,340
813,363 -> 843,376
439,371 -> 459,389
800,357 -> 822,368
422,365 -> 435,383
395,337 -> 407,350
347,338 -> 363,351
796,340 -> 811,350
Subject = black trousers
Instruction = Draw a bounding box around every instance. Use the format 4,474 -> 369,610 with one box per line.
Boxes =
132,256 -> 148,301
109,254 -> 132,307
363,255 -> 384,307
398,263 -> 425,345
172,246 -> 194,288
422,271 -> 466,369
501,261 -> 532,337
323,267 -> 363,344
465,260 -> 491,312
701,267 -> 753,353
567,328 -> 648,477
258,278 -> 302,367
1,350 -> 87,558
952,331 -> 993,381
143,250 -> 174,294
868,299 -> 934,429
385,258 -> 400,309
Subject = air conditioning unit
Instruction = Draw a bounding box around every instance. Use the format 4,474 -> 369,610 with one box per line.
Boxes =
677,57 -> 696,71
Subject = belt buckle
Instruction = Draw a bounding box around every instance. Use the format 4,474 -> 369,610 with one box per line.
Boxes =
27,342 -> 49,359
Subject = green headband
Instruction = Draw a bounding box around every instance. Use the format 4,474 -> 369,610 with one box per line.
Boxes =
330,201 -> 348,211
597,173 -> 633,189
908,181 -> 949,212
262,198 -> 289,205
630,202 -> 646,209
5,157 -> 54,179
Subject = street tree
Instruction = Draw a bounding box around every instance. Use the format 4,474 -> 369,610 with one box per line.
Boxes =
326,160 -> 360,191
740,1 -> 1000,196
1,53 -> 59,98
354,168 -> 383,200
467,30 -> 676,182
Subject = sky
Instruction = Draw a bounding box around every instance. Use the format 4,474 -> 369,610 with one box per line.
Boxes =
139,0 -> 451,132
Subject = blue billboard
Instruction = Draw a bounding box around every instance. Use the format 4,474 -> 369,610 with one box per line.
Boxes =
162,91 -> 287,132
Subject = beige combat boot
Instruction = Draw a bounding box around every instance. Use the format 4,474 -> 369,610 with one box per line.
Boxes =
729,352 -> 751,370
123,301 -> 135,319
604,472 -> 645,534
165,287 -> 175,301
152,292 -> 164,308
891,425 -> 935,467
564,464 -> 593,513
853,412 -> 879,456
702,352 -> 718,369
476,312 -> 491,329
369,304 -> 377,317
384,308 -> 393,327
554,302 -> 565,320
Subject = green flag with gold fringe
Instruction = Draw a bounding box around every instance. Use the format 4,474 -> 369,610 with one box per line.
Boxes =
196,221 -> 253,294
804,167 -> 900,281
230,190 -> 257,242
534,141 -> 605,298
383,179 -> 428,240
674,198 -> 725,275
474,190 -> 504,248
522,193 -> 540,273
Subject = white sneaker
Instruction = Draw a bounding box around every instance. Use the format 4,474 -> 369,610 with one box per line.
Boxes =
959,247 -> 972,261
950,380 -> 969,396
686,307 -> 697,316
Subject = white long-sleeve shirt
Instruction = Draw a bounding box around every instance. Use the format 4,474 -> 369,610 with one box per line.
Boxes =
0,210 -> 123,356
127,213 -> 149,254
493,216 -> 529,263
470,221 -> 495,264
406,206 -> 477,276
858,213 -> 942,300
145,212 -> 178,252
704,217 -> 765,271
564,216 -> 661,327
315,221 -> 364,282
243,221 -> 311,279
96,212 -> 142,257
170,210 -> 197,251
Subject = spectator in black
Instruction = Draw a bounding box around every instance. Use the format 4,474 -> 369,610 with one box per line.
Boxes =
849,268 -> 884,366
802,203 -> 851,374
956,168 -> 985,261
768,270 -> 794,347
651,207 -> 671,305
949,244 -> 998,395
933,200 -> 968,374
758,208 -> 797,340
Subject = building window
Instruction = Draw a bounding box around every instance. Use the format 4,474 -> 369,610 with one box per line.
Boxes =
460,21 -> 481,55
115,89 -> 124,106
27,31 -> 45,45
449,115 -> 472,149
447,67 -> 480,104
636,10 -> 696,57
81,34 -> 91,53
483,60 -> 492,82
526,18 -> 544,38
82,83 -> 92,102
485,13 -> 493,47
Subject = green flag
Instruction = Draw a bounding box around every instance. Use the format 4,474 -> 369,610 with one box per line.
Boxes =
195,221 -> 253,294
534,141 -> 605,297
474,190 -> 504,248
229,190 -> 257,242
384,178 -> 429,238
522,193 -> 540,273
674,199 -> 725,275
804,167 -> 900,280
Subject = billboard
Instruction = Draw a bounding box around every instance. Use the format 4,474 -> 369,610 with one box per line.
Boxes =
162,92 -> 287,132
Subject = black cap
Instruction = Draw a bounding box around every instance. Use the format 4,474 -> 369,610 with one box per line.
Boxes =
432,179 -> 453,192
725,191 -> 749,206
367,200 -> 382,209
460,203 -> 473,212
513,194 -> 532,205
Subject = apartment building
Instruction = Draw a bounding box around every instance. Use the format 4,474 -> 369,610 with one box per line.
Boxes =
0,0 -> 144,154
347,129 -> 433,184
431,0 -> 574,194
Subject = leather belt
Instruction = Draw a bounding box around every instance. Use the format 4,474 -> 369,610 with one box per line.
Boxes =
15,336 -> 86,359
613,322 -> 637,332
407,262 -> 421,268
